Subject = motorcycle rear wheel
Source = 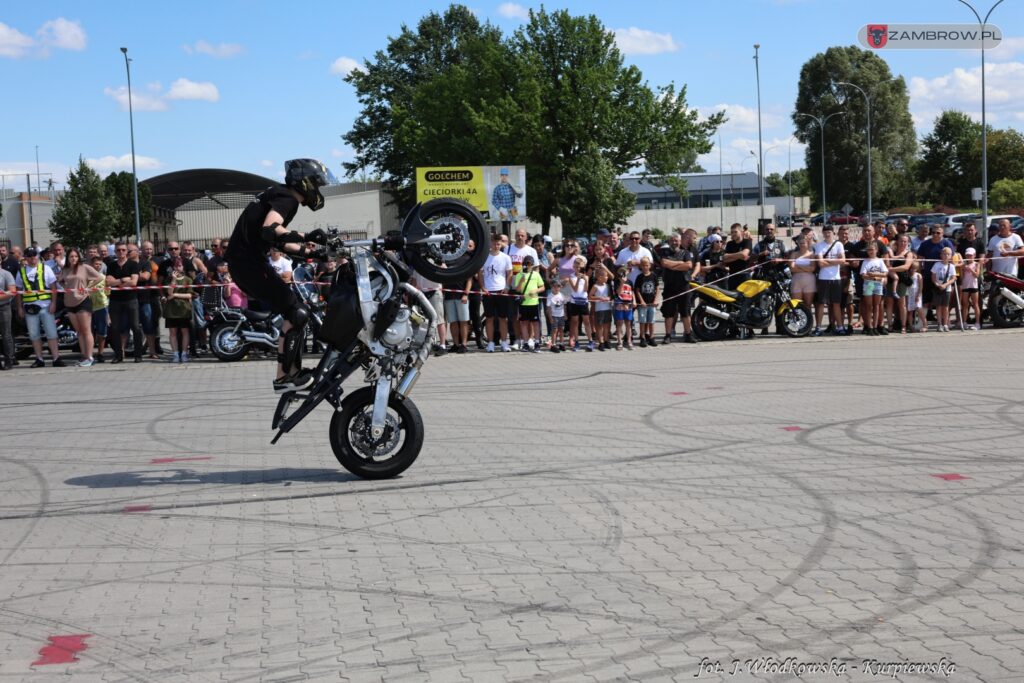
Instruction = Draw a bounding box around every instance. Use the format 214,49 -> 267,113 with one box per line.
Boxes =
403,198 -> 490,286
692,305 -> 729,341
988,291 -> 1023,328
210,324 -> 248,362
329,386 -> 423,479
776,301 -> 813,337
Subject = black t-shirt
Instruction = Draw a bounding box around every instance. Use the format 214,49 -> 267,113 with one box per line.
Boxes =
225,186 -> 301,262
724,238 -> 752,274
753,237 -> 784,263
2,257 -> 19,276
660,247 -> 694,291
138,257 -> 158,303
850,239 -> 889,279
107,259 -> 141,303
957,236 -> 987,259
634,272 -> 658,304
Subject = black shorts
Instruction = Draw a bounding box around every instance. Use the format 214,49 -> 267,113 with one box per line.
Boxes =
229,257 -> 297,314
816,279 -> 843,305
932,289 -> 952,307
519,304 -> 539,322
65,299 -> 93,314
661,290 -> 691,319
482,291 -> 510,318
165,317 -> 191,329
567,302 -> 589,317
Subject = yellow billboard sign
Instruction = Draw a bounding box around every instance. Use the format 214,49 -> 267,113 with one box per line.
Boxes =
416,166 -> 487,213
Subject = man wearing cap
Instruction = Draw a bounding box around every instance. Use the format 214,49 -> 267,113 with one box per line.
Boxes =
491,168 -> 521,235
812,226 -> 847,336
14,247 -> 65,367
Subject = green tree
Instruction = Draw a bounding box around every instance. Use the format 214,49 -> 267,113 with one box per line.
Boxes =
793,46 -> 918,213
990,178 -> 1024,210
918,110 -> 981,206
766,169 -> 811,199
49,157 -> 117,247
980,128 -> 1024,188
103,171 -> 153,240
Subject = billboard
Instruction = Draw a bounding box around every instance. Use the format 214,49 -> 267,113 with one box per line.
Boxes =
858,24 -> 1002,50
416,165 -> 526,222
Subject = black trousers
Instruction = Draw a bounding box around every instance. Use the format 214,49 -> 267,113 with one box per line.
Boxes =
109,299 -> 143,360
468,292 -> 484,343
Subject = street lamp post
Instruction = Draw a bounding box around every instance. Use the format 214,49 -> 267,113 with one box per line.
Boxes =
957,0 -> 1005,234
718,130 -> 725,228
797,111 -> 846,226
837,81 -> 872,222
754,44 -> 765,219
120,47 -> 142,246
787,137 -> 795,217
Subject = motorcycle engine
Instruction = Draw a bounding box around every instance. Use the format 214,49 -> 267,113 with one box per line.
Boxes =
748,303 -> 772,326
380,306 -> 431,352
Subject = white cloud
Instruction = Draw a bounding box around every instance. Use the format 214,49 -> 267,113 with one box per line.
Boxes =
698,103 -> 784,133
85,154 -> 162,173
329,56 -> 363,77
613,27 -> 679,56
330,147 -> 352,159
183,40 -> 244,58
990,36 -> 1024,62
166,78 -> 219,102
0,22 -> 34,58
497,2 -> 530,20
37,18 -> 86,51
0,161 -> 72,188
103,85 -> 170,112
260,159 -> 274,168
909,61 -> 1023,132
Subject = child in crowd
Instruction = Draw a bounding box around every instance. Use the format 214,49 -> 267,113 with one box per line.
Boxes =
163,259 -> 194,362
613,266 -> 634,350
513,256 -> 545,352
959,247 -> 981,331
905,261 -> 925,333
589,267 -> 612,352
931,247 -> 957,332
547,280 -> 567,352
859,242 -> 888,336
633,256 -> 659,347
89,254 -> 110,362
568,257 -> 590,352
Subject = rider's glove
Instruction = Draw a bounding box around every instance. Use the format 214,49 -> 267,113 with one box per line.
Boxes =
305,228 -> 329,245
297,245 -> 327,260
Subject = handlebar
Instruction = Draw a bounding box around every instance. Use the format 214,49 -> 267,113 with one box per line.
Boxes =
325,233 -> 448,251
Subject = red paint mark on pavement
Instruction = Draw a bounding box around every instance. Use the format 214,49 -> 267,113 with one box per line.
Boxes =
149,456 -> 212,464
932,473 -> 969,481
780,426 -> 804,432
123,505 -> 152,513
669,391 -> 688,396
32,635 -> 90,666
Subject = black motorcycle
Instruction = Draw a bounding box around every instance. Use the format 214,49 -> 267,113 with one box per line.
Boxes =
691,265 -> 813,341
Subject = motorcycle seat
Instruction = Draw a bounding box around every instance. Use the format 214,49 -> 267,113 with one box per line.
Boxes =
693,282 -> 742,300
243,309 -> 273,321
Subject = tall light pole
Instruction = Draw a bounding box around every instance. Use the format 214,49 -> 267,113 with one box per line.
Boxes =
120,47 -> 142,246
957,0 -> 1005,234
837,81 -> 872,221
753,44 -> 765,219
787,136 -> 798,217
718,130 -> 725,228
797,111 -> 846,225
34,145 -> 41,193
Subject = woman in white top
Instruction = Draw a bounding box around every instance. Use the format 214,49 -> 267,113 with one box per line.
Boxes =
959,247 -> 982,331
567,257 -> 591,351
930,247 -> 958,332
788,235 -> 817,307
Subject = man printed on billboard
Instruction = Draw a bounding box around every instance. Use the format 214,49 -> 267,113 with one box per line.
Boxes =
491,168 -> 522,235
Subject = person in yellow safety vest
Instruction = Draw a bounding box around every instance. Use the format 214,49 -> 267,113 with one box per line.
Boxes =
14,247 -> 65,368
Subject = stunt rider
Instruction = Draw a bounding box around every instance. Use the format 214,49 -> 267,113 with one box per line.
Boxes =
225,159 -> 330,394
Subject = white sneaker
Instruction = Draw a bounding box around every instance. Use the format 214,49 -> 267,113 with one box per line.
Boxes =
77,358 -> 94,367
181,353 -> 190,363
171,352 -> 180,363
510,341 -> 520,351
486,341 -> 495,353
501,341 -> 511,352
975,323 -> 982,331
527,339 -> 535,351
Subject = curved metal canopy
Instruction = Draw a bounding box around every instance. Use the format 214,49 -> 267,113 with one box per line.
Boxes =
142,169 -> 278,211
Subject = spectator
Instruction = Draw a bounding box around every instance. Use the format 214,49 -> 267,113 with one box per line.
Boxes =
2,245 -> 21,275
268,247 -> 293,278
589,266 -> 611,351
219,261 -> 248,309
567,257 -> 591,352
916,226 -> 955,321
699,234 -> 727,283
0,261 -> 15,369
547,280 -> 567,352
89,255 -> 110,362
162,259 -> 193,362
614,231 -> 653,284
659,231 -> 698,344
613,266 -> 635,350
443,273 -> 473,354
513,255 -> 545,352
498,233 -> 510,254
696,226 -> 717,255
906,261 -> 926,333
910,224 -> 930,252
837,226 -> 856,330
557,239 -> 580,284
466,240 -> 486,350
633,256 -> 659,347
206,237 -> 227,271
722,223 -> 752,290
931,247 -> 957,332
858,241 -> 888,335
960,247 -> 982,331
987,218 -> 1024,278
956,222 -> 988,265
139,241 -> 163,357
14,247 -> 64,367
788,234 -> 817,312
411,269 -> 446,356
752,223 -> 784,265
181,241 -> 210,356
106,242 -> 144,364
812,226 -> 847,336
479,235 -> 513,353
851,224 -> 890,336
507,228 -> 538,349
887,234 -> 915,334
532,234 -> 552,341
45,242 -> 65,276
607,230 -> 623,256
57,248 -> 103,366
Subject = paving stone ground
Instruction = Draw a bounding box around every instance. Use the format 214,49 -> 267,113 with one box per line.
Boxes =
1,329 -> 1023,682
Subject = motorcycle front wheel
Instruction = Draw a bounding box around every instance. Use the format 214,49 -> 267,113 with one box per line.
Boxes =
403,198 -> 490,286
210,324 -> 248,362
692,305 -> 730,341
988,291 -> 1024,328
776,301 -> 813,337
329,386 -> 424,479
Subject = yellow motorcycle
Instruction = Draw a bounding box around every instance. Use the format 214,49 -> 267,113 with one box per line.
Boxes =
689,266 -> 813,340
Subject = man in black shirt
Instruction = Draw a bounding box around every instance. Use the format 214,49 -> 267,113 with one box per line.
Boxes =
956,222 -> 988,264
225,159 -> 329,393
723,223 -> 752,290
659,230 -> 699,344
106,242 -> 144,363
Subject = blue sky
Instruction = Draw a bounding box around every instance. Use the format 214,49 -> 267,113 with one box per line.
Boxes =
2,0 -> 1021,190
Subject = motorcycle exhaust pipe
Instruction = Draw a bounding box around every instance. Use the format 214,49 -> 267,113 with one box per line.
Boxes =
998,287 -> 1024,309
704,306 -> 731,320
241,332 -> 277,346
396,366 -> 421,398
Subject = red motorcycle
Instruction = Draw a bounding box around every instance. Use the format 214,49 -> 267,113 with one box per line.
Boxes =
987,270 -> 1024,327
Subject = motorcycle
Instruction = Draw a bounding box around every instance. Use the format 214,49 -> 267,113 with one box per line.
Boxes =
13,305 -> 80,359
209,262 -> 326,362
689,265 -> 813,341
271,198 -> 489,479
986,270 -> 1024,327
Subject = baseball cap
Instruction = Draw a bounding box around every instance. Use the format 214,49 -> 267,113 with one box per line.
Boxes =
24,247 -> 38,257
966,247 -> 977,255
597,228 -> 611,237
707,234 -> 723,243
500,167 -> 509,175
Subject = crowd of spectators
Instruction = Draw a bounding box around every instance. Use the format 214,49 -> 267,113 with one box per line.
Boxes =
1,215 -> 1021,369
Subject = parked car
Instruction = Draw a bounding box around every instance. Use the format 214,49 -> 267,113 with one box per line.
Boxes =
985,214 -> 1024,238
908,213 -> 947,230
884,213 -> 912,226
864,211 -> 888,223
810,210 -> 860,225
941,213 -> 976,238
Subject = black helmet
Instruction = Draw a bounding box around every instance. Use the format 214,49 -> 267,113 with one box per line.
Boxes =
284,158 -> 330,211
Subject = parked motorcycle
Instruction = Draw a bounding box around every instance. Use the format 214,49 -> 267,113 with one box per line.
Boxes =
271,198 -> 489,479
209,262 -> 325,362
690,265 -> 813,341
986,270 -> 1024,327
